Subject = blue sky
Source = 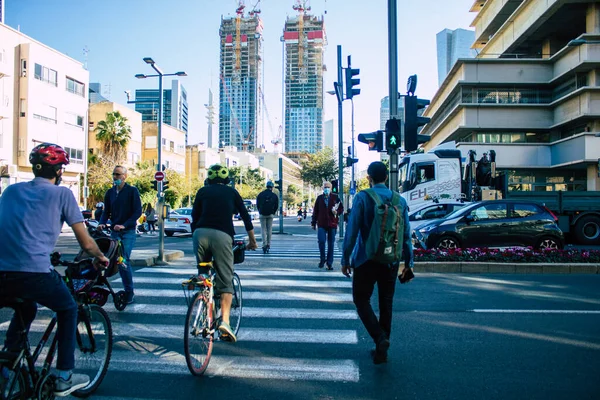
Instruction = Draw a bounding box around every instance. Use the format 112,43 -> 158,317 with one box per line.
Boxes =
6,0 -> 475,166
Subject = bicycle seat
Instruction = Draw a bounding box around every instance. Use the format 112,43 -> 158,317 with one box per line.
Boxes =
0,297 -> 25,310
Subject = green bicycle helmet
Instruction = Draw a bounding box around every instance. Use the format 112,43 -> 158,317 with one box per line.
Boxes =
207,164 -> 230,182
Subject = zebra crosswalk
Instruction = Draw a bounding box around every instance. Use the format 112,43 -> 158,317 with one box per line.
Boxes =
0,261 -> 364,396
248,239 -> 344,260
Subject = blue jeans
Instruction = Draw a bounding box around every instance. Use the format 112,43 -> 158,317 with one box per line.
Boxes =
111,228 -> 136,293
317,227 -> 337,267
0,270 -> 78,371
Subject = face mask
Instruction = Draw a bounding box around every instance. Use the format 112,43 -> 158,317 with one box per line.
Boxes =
323,188 -> 331,195
113,179 -> 122,186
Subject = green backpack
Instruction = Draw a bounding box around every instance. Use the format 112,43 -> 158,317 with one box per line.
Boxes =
364,189 -> 405,264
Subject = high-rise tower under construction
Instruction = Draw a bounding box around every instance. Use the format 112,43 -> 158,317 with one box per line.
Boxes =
284,1 -> 326,154
219,3 -> 263,152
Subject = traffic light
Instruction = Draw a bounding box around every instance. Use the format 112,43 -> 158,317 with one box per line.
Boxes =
274,179 -> 283,193
357,131 -> 384,152
345,68 -> 360,100
162,180 -> 169,191
331,179 -> 339,194
346,156 -> 359,167
152,180 -> 158,191
404,94 -> 431,152
385,118 -> 402,154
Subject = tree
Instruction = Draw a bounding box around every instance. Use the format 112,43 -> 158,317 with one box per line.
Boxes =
300,147 -> 339,188
95,111 -> 132,164
86,154 -> 115,207
284,184 -> 302,206
229,166 -> 265,191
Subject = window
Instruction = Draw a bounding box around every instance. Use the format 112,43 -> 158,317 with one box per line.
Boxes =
33,105 -> 57,124
64,147 -> 83,165
65,112 -> 84,128
145,136 -> 157,148
470,203 -> 506,221
34,63 -> 57,86
66,77 -> 85,97
416,163 -> 435,184
19,99 -> 26,117
20,59 -> 27,77
511,203 -> 540,218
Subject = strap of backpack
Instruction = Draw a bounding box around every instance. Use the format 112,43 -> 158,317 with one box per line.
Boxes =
391,192 -> 401,255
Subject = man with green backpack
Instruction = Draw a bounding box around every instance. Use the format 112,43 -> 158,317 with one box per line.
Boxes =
341,161 -> 414,364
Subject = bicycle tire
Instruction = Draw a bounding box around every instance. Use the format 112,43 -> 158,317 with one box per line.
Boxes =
72,305 -> 113,397
0,362 -> 27,400
230,273 -> 243,336
184,292 -> 213,376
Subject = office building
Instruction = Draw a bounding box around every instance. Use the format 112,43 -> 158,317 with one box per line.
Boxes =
0,22 -> 89,201
89,82 -> 109,104
436,28 -> 476,86
134,79 -> 188,143
422,1 -> 600,192
283,4 -> 326,155
218,6 -> 263,152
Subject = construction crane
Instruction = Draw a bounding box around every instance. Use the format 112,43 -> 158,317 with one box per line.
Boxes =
271,126 -> 283,152
235,1 -> 245,73
248,0 -> 261,17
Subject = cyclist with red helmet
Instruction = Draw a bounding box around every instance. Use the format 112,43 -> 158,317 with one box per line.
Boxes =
0,143 -> 109,397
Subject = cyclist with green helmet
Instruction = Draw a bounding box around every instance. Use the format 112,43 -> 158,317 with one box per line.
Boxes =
190,164 -> 258,342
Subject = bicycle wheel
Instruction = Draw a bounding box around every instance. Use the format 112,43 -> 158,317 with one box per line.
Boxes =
184,292 -> 213,376
0,363 -> 26,400
230,273 -> 243,335
72,305 -> 112,397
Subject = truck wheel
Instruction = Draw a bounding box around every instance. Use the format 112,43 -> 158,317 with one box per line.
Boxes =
435,236 -> 460,250
536,236 -> 562,250
574,216 -> 600,245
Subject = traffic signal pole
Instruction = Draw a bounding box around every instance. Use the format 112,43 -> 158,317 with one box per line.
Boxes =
337,45 -> 344,239
387,0 -> 399,192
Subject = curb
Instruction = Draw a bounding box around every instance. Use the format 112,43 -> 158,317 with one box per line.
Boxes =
130,250 -> 185,267
414,262 -> 600,274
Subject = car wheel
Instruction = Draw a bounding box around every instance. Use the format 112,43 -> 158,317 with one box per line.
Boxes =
536,236 -> 562,250
573,215 -> 600,245
434,236 -> 460,250
165,231 -> 174,237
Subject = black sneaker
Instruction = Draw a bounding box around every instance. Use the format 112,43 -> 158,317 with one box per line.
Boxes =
318,262 -> 325,269
373,338 -> 390,364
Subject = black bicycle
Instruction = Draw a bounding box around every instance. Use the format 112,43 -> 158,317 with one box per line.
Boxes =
0,257 -> 113,399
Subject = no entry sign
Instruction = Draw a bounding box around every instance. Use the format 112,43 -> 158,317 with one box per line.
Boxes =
154,171 -> 165,181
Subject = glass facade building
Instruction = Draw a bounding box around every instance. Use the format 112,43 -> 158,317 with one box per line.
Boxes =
436,28 -> 476,86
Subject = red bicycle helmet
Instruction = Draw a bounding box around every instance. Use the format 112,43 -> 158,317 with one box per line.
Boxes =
29,143 -> 70,167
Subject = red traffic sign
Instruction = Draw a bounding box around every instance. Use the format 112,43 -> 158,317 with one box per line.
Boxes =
154,171 -> 165,181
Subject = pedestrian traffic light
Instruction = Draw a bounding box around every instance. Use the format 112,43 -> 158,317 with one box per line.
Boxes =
357,131 -> 384,152
385,118 -> 402,154
152,180 -> 158,191
274,179 -> 283,193
331,179 -> 339,194
346,156 -> 359,167
404,94 -> 431,152
162,180 -> 169,191
345,68 -> 360,100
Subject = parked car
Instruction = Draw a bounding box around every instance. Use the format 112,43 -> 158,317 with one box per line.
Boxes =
412,200 -> 564,250
235,200 -> 259,220
408,200 -> 471,231
164,207 -> 192,237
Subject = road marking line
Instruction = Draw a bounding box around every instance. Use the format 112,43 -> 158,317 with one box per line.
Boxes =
112,276 -> 352,288
138,267 -> 348,278
471,309 -> 600,314
111,288 -> 352,302
1,321 -> 358,344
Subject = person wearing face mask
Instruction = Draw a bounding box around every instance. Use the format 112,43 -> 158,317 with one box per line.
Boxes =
311,181 -> 343,270
98,165 -> 142,304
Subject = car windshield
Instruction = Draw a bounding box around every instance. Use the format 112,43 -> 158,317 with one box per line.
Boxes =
176,208 -> 192,215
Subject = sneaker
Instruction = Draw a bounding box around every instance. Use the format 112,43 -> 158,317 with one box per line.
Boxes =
218,322 -> 237,343
126,292 -> 135,304
373,338 -> 390,365
318,261 -> 325,269
54,373 -> 90,397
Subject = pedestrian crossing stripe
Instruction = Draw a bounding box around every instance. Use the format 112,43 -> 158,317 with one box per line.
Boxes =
112,276 -> 352,288
138,267 -> 344,278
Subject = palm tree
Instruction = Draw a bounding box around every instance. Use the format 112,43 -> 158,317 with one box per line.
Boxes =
95,111 -> 132,163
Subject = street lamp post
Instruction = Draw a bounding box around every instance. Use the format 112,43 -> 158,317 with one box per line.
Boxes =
135,57 -> 187,263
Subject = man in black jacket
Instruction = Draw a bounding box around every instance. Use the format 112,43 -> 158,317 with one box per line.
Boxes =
256,181 -> 279,253
98,165 -> 142,304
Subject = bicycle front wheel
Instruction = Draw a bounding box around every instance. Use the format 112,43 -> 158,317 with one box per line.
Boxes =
230,273 -> 243,335
0,362 -> 26,400
72,304 -> 113,397
184,292 -> 213,376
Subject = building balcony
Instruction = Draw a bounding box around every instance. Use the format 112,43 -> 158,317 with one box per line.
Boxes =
471,0 -> 524,49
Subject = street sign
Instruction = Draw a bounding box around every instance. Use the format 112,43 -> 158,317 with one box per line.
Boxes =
154,171 -> 165,181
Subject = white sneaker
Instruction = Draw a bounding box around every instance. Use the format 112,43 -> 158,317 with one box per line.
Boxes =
54,373 -> 90,397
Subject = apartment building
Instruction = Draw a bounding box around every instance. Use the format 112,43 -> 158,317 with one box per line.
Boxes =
218,8 -> 263,152
283,6 -> 326,155
258,152 -> 303,196
0,23 -> 89,200
142,122 -> 186,174
88,102 -> 143,169
186,143 -> 221,183
135,80 -> 189,144
422,0 -> 600,192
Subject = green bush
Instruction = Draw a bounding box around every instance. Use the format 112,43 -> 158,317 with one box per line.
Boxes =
414,247 -> 600,263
